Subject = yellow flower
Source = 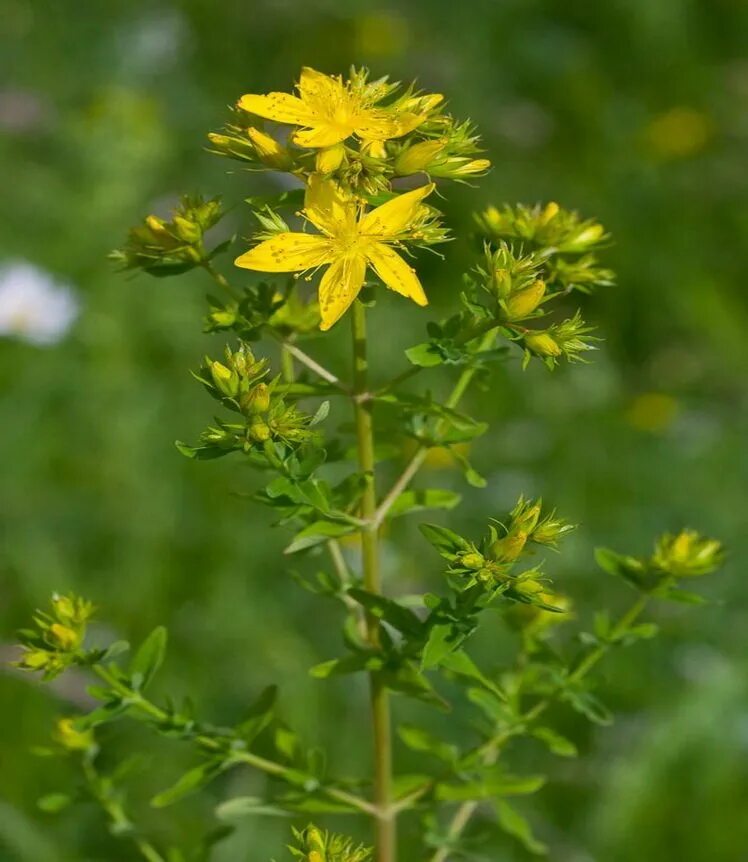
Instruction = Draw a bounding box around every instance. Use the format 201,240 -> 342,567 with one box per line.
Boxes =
238,67 -> 433,149
235,176 -> 434,331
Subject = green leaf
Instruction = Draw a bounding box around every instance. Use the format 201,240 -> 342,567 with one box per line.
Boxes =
421,624 -> 455,670
388,489 -> 461,519
308,400 -> 330,427
348,589 -> 423,637
398,724 -> 457,764
215,796 -> 290,820
284,521 -> 358,554
237,685 -> 277,744
37,793 -> 72,814
309,653 -> 380,678
405,342 -> 444,367
129,626 -> 167,692
152,762 -> 223,808
419,523 -> 471,556
495,799 -> 548,855
436,771 -> 545,801
531,727 -> 577,758
381,662 -> 449,709
443,652 -> 506,700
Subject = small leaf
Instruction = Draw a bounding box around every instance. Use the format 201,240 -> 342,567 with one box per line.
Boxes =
405,342 -> 444,367
388,489 -> 461,519
496,799 -> 548,855
237,685 -> 277,744
284,521 -> 358,554
421,624 -> 455,670
308,400 -> 330,427
309,653 -> 378,678
215,796 -> 290,820
152,762 -> 223,808
37,793 -> 72,814
398,724 -> 457,763
419,523 -> 471,556
531,727 -> 577,758
130,627 -> 167,692
348,589 -> 423,637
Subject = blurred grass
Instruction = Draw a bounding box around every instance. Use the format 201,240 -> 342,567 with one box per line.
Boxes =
1,0 -> 747,859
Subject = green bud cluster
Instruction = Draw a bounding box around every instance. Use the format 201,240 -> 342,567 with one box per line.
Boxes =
289,825 -> 372,862
16,594 -> 95,680
596,528 -> 724,594
182,342 -> 326,459
422,497 -> 575,610
109,195 -> 223,276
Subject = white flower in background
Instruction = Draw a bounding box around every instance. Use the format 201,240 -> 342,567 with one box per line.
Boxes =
0,261 -> 79,346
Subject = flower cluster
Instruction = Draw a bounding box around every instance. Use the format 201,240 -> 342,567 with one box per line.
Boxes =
15,594 -> 95,680
110,195 -> 224,276
421,497 -> 575,608
178,343 -> 327,459
596,528 -> 724,594
209,67 -> 488,191
289,825 -> 371,862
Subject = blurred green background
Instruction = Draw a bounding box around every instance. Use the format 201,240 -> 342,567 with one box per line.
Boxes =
2,1 -> 747,860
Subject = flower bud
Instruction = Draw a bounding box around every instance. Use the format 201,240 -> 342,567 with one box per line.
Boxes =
240,383 -> 271,415
247,127 -> 293,170
538,201 -> 559,225
315,143 -> 345,174
20,649 -> 50,670
210,361 -> 238,397
145,214 -> 168,236
525,332 -> 562,357
490,531 -> 528,562
459,551 -> 485,570
514,578 -> 544,596
172,215 -> 202,244
430,157 -> 491,178
505,279 -> 546,320
248,421 -> 271,443
394,140 -> 445,175
49,623 -> 79,651
55,718 -> 94,752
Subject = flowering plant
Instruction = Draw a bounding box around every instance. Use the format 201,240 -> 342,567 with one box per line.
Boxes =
13,67 -> 723,862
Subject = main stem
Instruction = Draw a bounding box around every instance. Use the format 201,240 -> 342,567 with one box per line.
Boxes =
351,301 -> 395,862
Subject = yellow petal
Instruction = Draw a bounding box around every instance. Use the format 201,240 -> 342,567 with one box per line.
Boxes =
353,109 -> 403,141
304,174 -> 355,236
291,123 -> 352,148
318,254 -> 367,331
315,143 -> 345,175
238,93 -> 315,125
297,67 -> 344,104
366,243 -> 427,306
394,111 -> 429,136
359,183 -> 435,237
234,233 -> 332,272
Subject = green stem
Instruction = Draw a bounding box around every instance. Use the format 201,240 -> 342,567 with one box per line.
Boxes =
429,594 -> 649,862
280,342 -> 295,384
373,329 -> 498,528
351,301 -> 396,862
92,665 -> 373,816
201,260 -> 240,301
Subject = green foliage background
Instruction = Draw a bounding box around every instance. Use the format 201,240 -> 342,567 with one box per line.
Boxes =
1,1 -> 747,859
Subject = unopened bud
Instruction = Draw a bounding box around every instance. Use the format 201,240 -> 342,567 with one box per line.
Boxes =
525,332 -> 562,357
145,215 -> 169,236
56,718 -> 94,752
569,224 -> 604,247
240,383 -> 270,415
210,361 -> 238,397
49,623 -> 79,651
505,280 -> 546,320
315,143 -> 345,174
20,649 -> 49,669
515,578 -> 544,596
394,140 -> 445,175
248,421 -> 271,443
459,552 -> 485,570
431,157 -> 490,178
247,127 -> 293,170
539,201 -> 560,225
491,531 -> 528,562
171,215 -> 201,244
